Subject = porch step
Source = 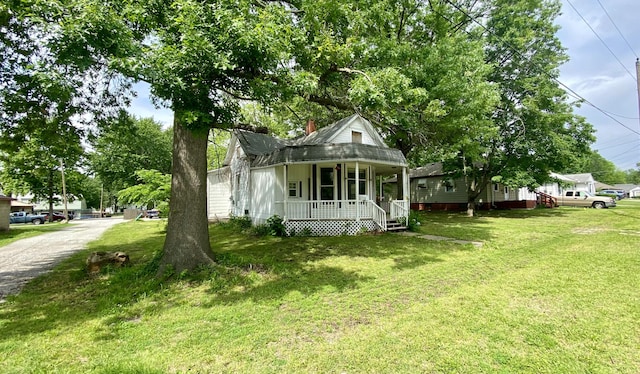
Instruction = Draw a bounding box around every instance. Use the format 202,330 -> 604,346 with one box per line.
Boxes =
386,220 -> 407,232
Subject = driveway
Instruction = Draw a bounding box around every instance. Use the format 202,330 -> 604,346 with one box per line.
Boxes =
0,218 -> 124,302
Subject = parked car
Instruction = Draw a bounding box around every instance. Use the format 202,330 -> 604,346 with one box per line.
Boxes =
41,212 -> 69,222
146,209 -> 160,218
599,189 -> 625,200
9,211 -> 46,225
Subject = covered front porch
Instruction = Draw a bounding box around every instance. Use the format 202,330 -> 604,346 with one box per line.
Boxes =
277,159 -> 409,235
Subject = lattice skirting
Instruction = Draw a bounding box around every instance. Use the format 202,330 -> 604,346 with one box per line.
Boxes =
286,219 -> 379,236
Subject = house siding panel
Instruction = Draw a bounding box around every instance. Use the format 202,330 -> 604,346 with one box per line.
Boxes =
251,167 -> 279,224
0,200 -> 10,230
410,177 -> 467,204
207,167 -> 231,219
331,119 -> 378,146
230,146 -> 251,216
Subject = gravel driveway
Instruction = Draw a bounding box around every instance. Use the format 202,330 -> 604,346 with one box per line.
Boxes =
0,218 -> 124,302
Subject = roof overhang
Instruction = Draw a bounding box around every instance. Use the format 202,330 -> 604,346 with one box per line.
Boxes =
252,143 -> 407,170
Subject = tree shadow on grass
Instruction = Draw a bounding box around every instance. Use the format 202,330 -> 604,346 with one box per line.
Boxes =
0,230 -> 170,342
200,228 -> 470,306
0,222 -> 472,341
413,208 -> 572,242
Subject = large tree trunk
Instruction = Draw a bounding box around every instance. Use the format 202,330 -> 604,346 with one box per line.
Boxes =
160,113 -> 215,274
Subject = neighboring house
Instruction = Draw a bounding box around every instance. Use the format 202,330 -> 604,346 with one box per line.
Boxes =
207,114 -> 410,235
613,184 -> 640,198
390,162 -> 538,211
394,164 -> 598,211
0,195 -> 13,231
537,172 -> 578,197
11,194 -> 87,213
10,200 -> 35,213
562,173 -> 596,194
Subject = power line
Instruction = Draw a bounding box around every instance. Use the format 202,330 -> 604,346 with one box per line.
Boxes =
596,0 -> 639,59
565,0 -> 636,82
595,137 -> 639,152
441,0 -> 640,138
605,143 -> 639,162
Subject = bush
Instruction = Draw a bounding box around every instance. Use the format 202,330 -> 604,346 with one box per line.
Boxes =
407,211 -> 422,232
266,215 -> 287,237
223,215 -> 253,232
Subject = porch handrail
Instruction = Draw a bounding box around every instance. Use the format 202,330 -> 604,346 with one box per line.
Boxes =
370,201 -> 387,231
281,200 -> 373,221
390,199 -> 409,222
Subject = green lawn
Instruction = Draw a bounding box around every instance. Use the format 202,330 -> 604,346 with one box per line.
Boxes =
0,222 -> 67,247
1,202 -> 639,373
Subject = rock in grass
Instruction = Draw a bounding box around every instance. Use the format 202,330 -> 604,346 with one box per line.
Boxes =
86,251 -> 130,273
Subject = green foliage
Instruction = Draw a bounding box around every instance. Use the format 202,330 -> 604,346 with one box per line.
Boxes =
265,215 -> 287,237
90,112 -> 173,206
567,151 -> 627,185
117,169 -> 171,210
407,210 -> 422,232
222,215 -> 253,232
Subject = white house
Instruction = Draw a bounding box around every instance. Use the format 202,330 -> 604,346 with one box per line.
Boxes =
207,114 -> 410,235
562,173 -> 596,194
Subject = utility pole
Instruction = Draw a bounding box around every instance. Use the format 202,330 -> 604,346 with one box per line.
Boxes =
636,58 -> 640,127
59,159 -> 69,222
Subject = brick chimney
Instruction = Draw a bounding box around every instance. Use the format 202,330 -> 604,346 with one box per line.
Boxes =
305,119 -> 316,135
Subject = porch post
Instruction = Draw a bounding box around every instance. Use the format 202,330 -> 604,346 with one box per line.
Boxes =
283,164 -> 288,221
355,161 -> 360,222
403,166 -> 408,201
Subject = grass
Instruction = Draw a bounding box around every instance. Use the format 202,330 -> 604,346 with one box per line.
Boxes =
0,222 -> 67,247
0,202 -> 639,373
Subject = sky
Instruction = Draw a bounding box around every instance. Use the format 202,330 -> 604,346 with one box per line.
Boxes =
128,0 -> 640,172
556,0 -> 640,171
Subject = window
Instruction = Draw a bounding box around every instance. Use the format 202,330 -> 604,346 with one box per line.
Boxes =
417,178 -> 427,189
504,186 -> 509,194
320,168 -> 334,200
566,191 -> 574,197
288,181 -> 299,198
352,131 -> 362,143
347,168 -> 366,199
575,191 -> 582,197
444,179 -> 455,193
493,183 -> 499,191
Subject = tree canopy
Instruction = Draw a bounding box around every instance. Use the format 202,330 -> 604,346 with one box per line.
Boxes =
2,0 -> 599,271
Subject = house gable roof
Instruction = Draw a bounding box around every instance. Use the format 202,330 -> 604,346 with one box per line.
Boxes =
563,173 -> 594,183
409,162 -> 446,178
295,114 -> 387,147
222,114 -> 404,168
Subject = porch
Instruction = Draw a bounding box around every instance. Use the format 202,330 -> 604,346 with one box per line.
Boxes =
278,199 -> 409,235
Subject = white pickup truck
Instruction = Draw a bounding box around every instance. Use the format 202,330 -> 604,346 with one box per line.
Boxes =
555,190 -> 616,209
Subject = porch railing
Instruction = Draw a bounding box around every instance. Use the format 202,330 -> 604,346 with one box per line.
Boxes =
371,203 -> 387,231
282,200 -> 388,230
390,199 -> 409,222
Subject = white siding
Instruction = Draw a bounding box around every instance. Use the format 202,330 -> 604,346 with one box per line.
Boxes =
230,145 -> 251,216
250,167 -> 280,224
331,118 -> 379,146
207,167 -> 231,219
287,164 -> 310,200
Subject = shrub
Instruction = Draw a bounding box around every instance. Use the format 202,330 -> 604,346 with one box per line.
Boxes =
266,215 -> 287,237
407,211 -> 422,232
223,215 -> 253,232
